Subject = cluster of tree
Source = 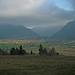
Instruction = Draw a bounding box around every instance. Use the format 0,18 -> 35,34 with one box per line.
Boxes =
38,44 -> 47,55
0,48 -> 5,55
0,48 -> 9,55
38,44 -> 59,56
10,45 -> 26,55
48,47 -> 59,56
10,45 -> 34,55
0,44 -> 59,56
0,45 -> 34,55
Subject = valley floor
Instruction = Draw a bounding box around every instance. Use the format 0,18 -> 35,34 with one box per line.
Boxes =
0,55 -> 75,75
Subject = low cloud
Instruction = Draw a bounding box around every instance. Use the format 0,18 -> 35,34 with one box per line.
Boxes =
0,0 -> 75,27
67,0 -> 75,10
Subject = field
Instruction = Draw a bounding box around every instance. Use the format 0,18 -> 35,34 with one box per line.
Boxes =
0,39 -> 75,56
0,55 -> 75,75
0,40 -> 75,75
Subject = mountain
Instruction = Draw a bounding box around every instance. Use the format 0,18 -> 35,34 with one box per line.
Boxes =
32,26 -> 63,37
0,24 -> 39,39
51,20 -> 75,40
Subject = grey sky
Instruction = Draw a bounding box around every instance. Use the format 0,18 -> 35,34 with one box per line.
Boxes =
0,0 -> 75,28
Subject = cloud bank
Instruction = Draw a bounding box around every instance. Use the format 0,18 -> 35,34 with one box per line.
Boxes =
0,0 -> 75,27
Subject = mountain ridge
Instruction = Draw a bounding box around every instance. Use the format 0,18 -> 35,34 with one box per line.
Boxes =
0,24 -> 40,39
51,20 -> 75,40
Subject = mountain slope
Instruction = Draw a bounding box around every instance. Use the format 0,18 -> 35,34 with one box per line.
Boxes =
32,26 -> 63,37
51,20 -> 75,40
0,24 -> 39,39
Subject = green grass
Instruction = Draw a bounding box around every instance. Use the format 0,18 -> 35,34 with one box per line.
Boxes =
0,55 -> 75,75
0,42 -> 50,48
0,43 -> 22,49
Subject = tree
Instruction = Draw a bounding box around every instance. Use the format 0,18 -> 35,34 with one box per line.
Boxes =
19,45 -> 26,55
15,48 -> 19,55
43,48 -> 48,55
30,51 -> 33,55
38,44 -> 43,55
0,48 -> 3,55
52,47 -> 56,55
10,47 -> 16,55
49,47 -> 59,56
10,47 -> 20,55
38,44 -> 48,55
19,45 -> 23,50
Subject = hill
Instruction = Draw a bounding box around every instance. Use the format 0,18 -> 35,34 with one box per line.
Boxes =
51,20 -> 75,40
0,24 -> 39,39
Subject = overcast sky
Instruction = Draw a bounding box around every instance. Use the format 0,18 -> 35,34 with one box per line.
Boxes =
0,0 -> 75,28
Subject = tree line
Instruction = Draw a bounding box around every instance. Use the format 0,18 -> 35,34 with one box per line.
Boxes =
0,44 -> 59,56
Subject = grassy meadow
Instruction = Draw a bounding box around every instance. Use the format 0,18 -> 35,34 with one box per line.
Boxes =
0,55 -> 75,75
0,41 -> 75,56
0,40 -> 75,75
